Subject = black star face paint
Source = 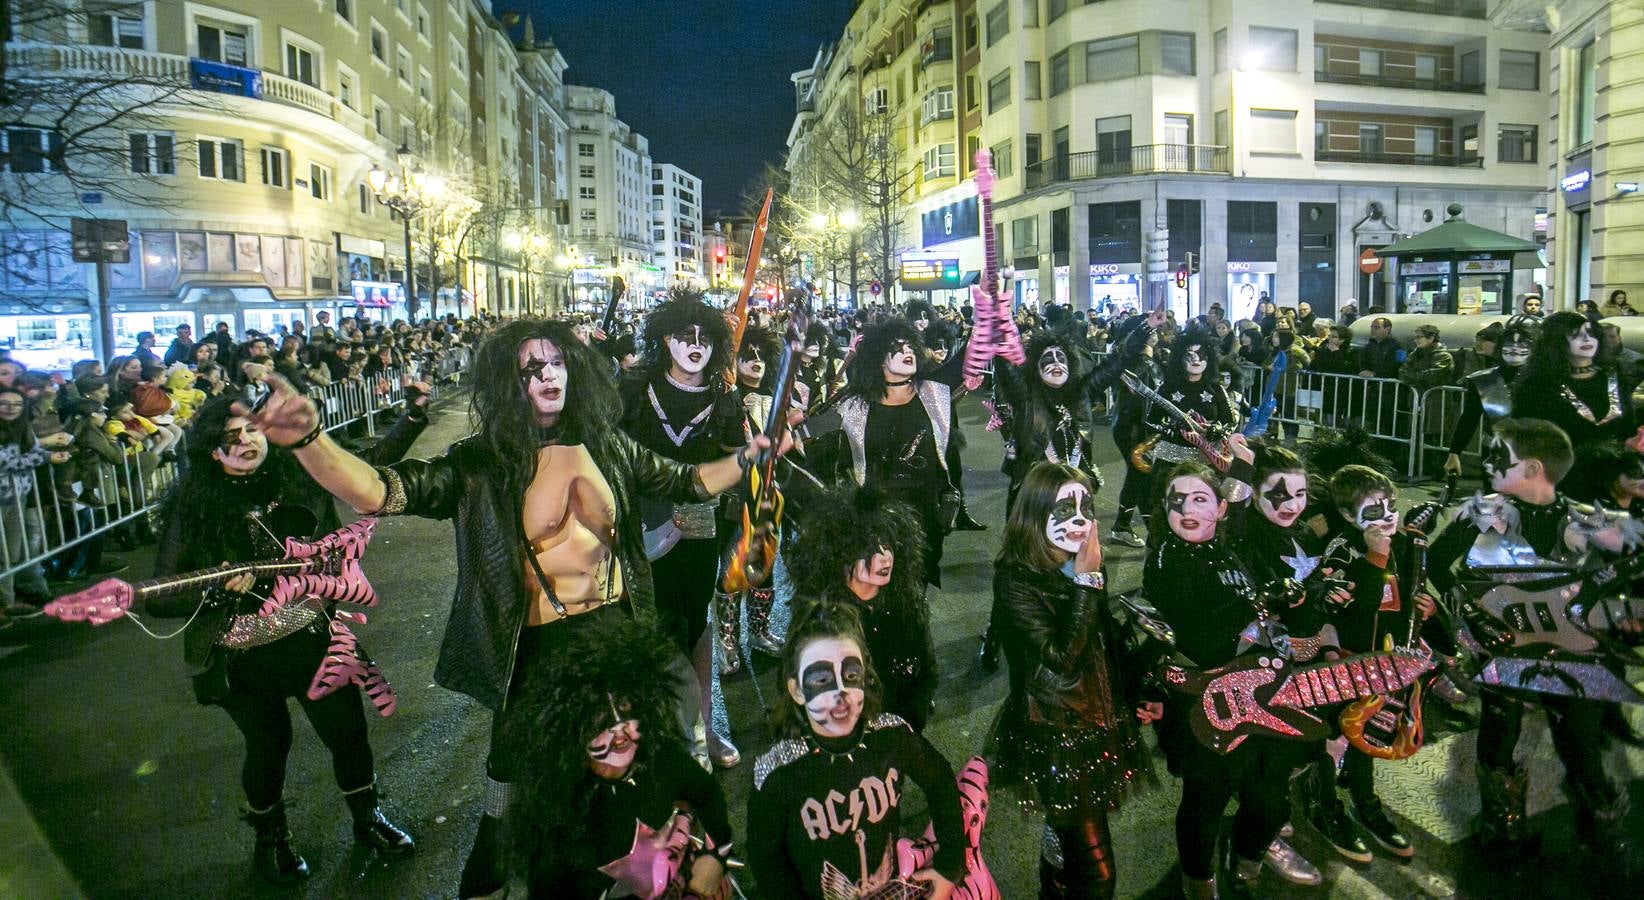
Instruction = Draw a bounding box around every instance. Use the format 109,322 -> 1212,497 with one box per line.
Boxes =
1484,436 -> 1533,493
884,339 -> 918,379
516,338 -> 567,424
213,415 -> 268,475
586,694 -> 641,780
792,637 -> 867,739
1500,338 -> 1532,367
1166,474 -> 1222,543
1046,481 -> 1094,552
1038,346 -> 1070,388
1258,472 -> 1308,529
1353,493 -> 1398,536
737,345 -> 765,384
1182,344 -> 1207,378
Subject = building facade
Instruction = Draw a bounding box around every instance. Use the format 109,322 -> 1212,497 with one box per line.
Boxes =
651,162 -> 704,290
794,0 -> 1553,321
564,85 -> 659,309
0,0 -> 626,364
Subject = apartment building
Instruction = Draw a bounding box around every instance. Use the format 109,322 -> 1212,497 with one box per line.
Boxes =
0,0 -> 582,364
564,85 -> 661,304
795,0 -> 1552,321
652,163 -> 704,288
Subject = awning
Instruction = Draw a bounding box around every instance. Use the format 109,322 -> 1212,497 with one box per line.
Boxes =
1376,206 -> 1539,258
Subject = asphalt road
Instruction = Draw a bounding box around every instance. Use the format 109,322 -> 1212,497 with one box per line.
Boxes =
3,391 -> 1640,899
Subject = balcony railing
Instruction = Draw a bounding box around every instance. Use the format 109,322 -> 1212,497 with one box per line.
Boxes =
1315,149 -> 1484,167
1314,70 -> 1486,93
1024,144 -> 1229,189
1316,0 -> 1487,17
921,36 -> 954,67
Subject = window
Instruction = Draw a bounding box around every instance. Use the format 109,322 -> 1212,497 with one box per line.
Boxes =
922,86 -> 955,122
397,48 -> 413,85
1086,36 -> 1139,81
416,5 -> 431,40
285,42 -> 317,87
1359,48 -> 1382,77
986,2 -> 1009,47
964,12 -> 979,50
1414,126 -> 1438,157
335,0 -> 353,23
988,71 -> 1011,112
578,142 -> 595,158
1498,124 -> 1537,162
1358,123 -> 1383,154
449,36 -> 467,73
1011,217 -> 1039,253
1160,32 -> 1195,76
370,23 -> 388,64
1024,61 -> 1041,99
579,164 -> 595,178
259,146 -> 288,188
1050,48 -> 1071,95
964,75 -> 978,111
372,102 -> 390,137
1247,26 -> 1297,71
1226,201 -> 1277,261
1314,120 -> 1327,154
309,163 -> 331,200
1022,0 -> 1038,28
993,139 -> 1014,177
418,68 -> 433,102
1415,55 -> 1437,80
923,143 -> 956,179
866,87 -> 889,114
579,186 -> 596,199
338,67 -> 357,109
1162,113 -> 1192,146
196,21 -> 249,66
129,132 -> 175,175
358,182 -> 370,214
1096,115 -> 1132,166
90,7 -> 145,49
0,127 -> 58,173
1048,0 -> 1068,22
1576,41 -> 1596,146
1248,109 -> 1298,153
1025,133 -> 1041,169
1500,49 -> 1539,90
198,138 -> 243,181
400,117 -> 417,153
1215,110 -> 1229,147
1214,28 -> 1227,73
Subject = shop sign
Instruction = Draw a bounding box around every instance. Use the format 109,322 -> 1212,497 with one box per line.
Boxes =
900,256 -> 960,282
1561,170 -> 1591,193
1089,263 -> 1121,276
1400,260 -> 1451,276
1226,261 -> 1252,272
189,58 -> 262,99
920,197 -> 979,247
1457,258 -> 1511,274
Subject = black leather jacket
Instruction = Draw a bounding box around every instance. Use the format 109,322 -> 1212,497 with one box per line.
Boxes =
377,429 -> 711,711
995,343 -> 1136,481
994,562 -> 1129,730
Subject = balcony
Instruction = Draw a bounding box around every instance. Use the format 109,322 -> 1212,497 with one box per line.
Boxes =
1314,70 -> 1485,93
1316,0 -> 1486,17
921,36 -> 953,68
1315,149 -> 1483,167
1023,144 -> 1229,189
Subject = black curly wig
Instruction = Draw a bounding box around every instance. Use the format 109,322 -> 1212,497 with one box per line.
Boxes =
787,485 -> 929,630
905,298 -> 936,327
735,324 -> 784,392
640,286 -> 733,381
1516,311 -> 1608,403
845,318 -> 923,400
1024,326 -> 1086,393
1164,323 -> 1220,386
507,618 -> 686,885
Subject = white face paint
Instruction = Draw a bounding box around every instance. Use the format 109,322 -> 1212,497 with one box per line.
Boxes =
1038,346 -> 1070,388
516,338 -> 568,425
884,339 -> 918,379
1045,481 -> 1094,552
1484,436 -> 1534,494
1182,344 -> 1207,378
586,699 -> 641,781
666,326 -> 711,375
1568,323 -> 1599,362
1165,475 -> 1223,543
213,415 -> 269,475
803,342 -> 822,361
788,636 -> 866,739
1499,338 -> 1532,367
1257,472 -> 1308,529
850,547 -> 894,592
914,313 -> 930,332
737,347 -> 766,384
1352,492 -> 1399,537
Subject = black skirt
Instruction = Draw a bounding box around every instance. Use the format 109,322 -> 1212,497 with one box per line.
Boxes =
989,699 -> 1150,825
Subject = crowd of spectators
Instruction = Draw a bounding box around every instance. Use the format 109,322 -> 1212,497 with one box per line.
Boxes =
0,312 -> 487,630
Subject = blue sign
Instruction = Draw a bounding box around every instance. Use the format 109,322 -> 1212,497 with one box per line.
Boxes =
921,196 -> 979,248
190,58 -> 263,99
80,192 -> 102,205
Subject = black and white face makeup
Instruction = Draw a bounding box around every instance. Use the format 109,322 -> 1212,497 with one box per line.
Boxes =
884,339 -> 918,379
1046,481 -> 1094,552
1500,336 -> 1532,367
1182,344 -> 1207,379
850,547 -> 894,592
803,341 -> 823,362
737,346 -> 766,384
788,636 -> 867,739
585,695 -> 641,781
1484,437 -> 1534,493
1165,474 -> 1223,543
516,338 -> 568,425
1257,471 -> 1308,529
1038,346 -> 1070,388
1353,492 -> 1399,537
928,340 -> 950,363
914,312 -> 931,332
666,326 -> 710,375
1568,322 -> 1599,362
213,415 -> 268,475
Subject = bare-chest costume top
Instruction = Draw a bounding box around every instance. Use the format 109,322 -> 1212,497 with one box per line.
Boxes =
522,444 -> 624,625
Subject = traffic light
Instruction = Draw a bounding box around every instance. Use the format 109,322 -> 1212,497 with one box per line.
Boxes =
715,246 -> 727,264
1184,251 -> 1199,275
1175,268 -> 1188,289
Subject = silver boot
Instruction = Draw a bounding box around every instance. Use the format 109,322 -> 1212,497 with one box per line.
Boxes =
714,591 -> 741,676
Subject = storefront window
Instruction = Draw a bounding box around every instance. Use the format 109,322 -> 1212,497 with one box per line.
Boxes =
1401,276 -> 1448,314
0,314 -> 94,371
1090,274 -> 1141,314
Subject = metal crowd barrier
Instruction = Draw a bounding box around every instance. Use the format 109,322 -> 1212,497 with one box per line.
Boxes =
0,352 -> 470,583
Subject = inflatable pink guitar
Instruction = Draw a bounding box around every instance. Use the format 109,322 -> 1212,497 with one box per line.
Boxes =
961,150 -> 1025,384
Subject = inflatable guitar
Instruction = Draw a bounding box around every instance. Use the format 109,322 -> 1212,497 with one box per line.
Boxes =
597,811 -> 736,900
962,149 -> 1025,385
45,519 -> 397,716
1241,350 -> 1286,438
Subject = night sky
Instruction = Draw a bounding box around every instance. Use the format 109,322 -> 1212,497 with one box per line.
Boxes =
521,1 -> 851,215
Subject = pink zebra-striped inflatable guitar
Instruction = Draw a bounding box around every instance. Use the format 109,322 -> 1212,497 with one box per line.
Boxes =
961,149 -> 1025,383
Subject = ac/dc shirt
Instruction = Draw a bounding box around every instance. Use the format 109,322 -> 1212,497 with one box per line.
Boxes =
747,715 -> 964,900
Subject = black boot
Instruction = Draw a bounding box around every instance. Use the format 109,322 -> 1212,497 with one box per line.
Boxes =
1473,764 -> 1537,854
954,500 -> 988,531
1570,779 -> 1640,882
978,620 -> 1001,674
1305,762 -> 1372,863
344,781 -> 415,855
458,813 -> 505,898
243,800 -> 310,885
1349,794 -> 1413,859
1039,856 -> 1068,899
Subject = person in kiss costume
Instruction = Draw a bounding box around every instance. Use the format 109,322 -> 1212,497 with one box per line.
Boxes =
785,484 -> 936,730
990,462 -> 1150,899
1511,312 -> 1642,497
1445,317 -> 1538,478
806,318 -> 966,588
794,321 -> 837,414
1108,317 -> 1164,548
619,291 -> 747,769
238,319 -> 787,898
722,323 -> 790,664
1141,455 -> 1305,900
507,617 -> 733,898
748,602 -> 964,900
1142,325 -> 1239,470
1427,419 -> 1644,881
145,394 -> 426,883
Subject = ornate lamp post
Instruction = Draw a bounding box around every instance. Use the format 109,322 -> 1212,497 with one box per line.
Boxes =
367,146 -> 444,319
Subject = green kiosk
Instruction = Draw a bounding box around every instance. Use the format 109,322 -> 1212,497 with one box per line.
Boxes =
1377,204 -> 1540,315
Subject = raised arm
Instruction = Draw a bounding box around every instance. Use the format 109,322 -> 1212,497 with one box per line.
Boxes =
234,373 -> 390,514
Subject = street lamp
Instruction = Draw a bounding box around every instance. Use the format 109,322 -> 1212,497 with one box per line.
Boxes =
367,145 -> 442,319
806,207 -> 864,308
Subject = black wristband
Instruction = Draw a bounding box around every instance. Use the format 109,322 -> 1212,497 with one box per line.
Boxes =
289,423 -> 324,450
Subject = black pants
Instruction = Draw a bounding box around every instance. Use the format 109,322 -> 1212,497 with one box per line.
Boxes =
1053,813 -> 1117,899
1477,690 -> 1611,804
215,624 -> 375,810
1173,740 -> 1295,880
651,537 -> 720,656
1339,746 -> 1378,808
